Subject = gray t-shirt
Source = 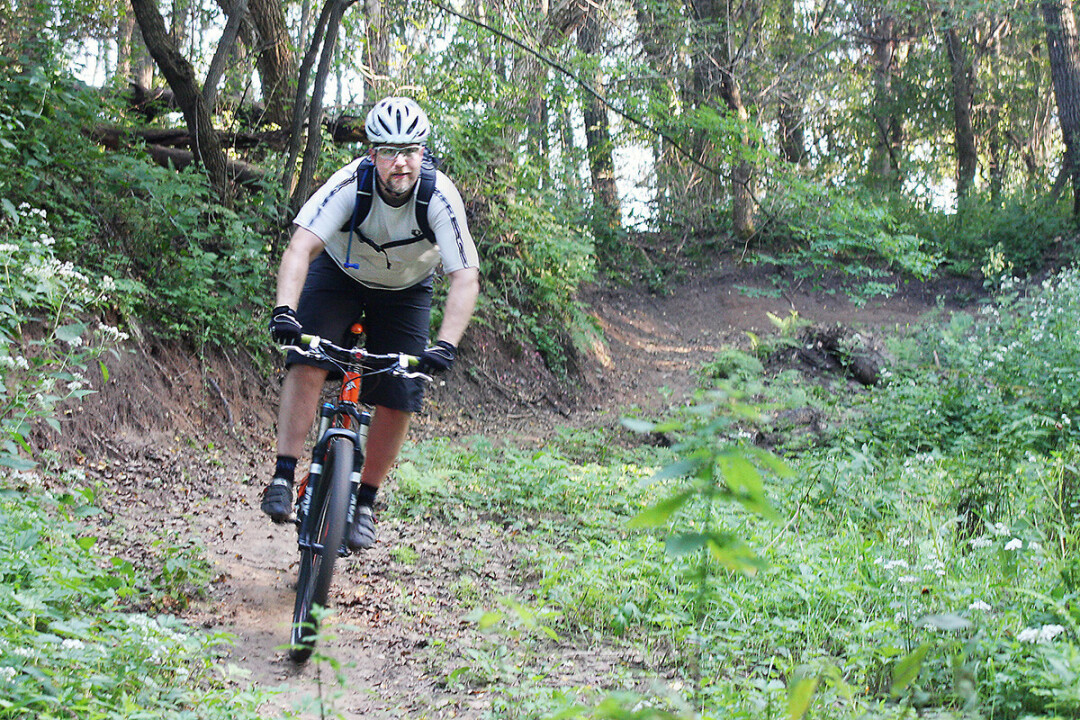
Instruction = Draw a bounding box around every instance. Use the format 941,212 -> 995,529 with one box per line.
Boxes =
294,157 -> 479,290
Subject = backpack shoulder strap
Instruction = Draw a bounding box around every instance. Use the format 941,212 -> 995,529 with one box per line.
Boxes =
339,157 -> 375,235
414,157 -> 438,244
354,156 -> 376,226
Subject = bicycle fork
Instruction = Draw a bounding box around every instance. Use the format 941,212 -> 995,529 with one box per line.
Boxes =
297,404 -> 371,555
342,410 -> 371,546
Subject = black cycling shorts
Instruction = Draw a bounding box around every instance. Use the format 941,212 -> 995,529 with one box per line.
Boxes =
287,252 -> 433,412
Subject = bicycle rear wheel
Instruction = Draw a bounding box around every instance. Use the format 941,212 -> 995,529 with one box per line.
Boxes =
289,435 -> 354,662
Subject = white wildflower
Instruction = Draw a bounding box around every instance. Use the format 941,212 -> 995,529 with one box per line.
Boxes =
0,243 -> 18,253
990,523 -> 1011,537
970,536 -> 993,549
61,638 -> 84,650
924,560 -> 946,577
898,575 -> 918,584
1018,624 -> 1067,644
883,559 -> 909,571
969,600 -> 991,612
1039,624 -> 1065,643
97,323 -> 129,342
1017,627 -> 1040,643
0,667 -> 15,681
1005,538 -> 1023,551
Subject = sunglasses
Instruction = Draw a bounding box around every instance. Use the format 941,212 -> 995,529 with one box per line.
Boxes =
374,145 -> 423,160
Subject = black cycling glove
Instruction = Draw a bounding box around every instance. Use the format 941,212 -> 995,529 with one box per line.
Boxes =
269,305 -> 304,345
417,340 -> 456,374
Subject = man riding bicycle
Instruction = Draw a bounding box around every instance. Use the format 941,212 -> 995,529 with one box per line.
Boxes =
261,96 -> 480,550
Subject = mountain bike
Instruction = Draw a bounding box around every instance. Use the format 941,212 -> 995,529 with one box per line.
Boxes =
283,327 -> 428,662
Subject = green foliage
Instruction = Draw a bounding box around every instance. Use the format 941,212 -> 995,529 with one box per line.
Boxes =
912,192 -> 1074,275
0,60 -> 274,352
427,104 -> 598,371
0,203 -> 130,470
385,268 -> 1080,717
756,179 -> 941,300
865,269 -> 1080,458
699,349 -> 763,386
0,488 -> 265,719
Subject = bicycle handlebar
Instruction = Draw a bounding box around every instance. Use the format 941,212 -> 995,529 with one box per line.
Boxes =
284,334 -> 432,381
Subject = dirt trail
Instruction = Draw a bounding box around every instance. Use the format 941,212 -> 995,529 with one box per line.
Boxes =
72,265 -> 972,718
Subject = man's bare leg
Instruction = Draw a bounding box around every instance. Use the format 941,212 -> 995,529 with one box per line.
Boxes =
350,405 -> 411,548
262,364 -> 328,522
359,406 -> 412,487
275,364 -> 329,457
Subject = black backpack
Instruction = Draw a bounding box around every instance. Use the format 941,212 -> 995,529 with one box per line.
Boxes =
339,155 -> 438,269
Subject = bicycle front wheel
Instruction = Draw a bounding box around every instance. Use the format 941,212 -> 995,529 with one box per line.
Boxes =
289,435 -> 354,662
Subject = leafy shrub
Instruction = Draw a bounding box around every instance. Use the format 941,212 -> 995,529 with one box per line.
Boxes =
912,192 -> 1074,274
0,488 -> 265,719
756,178 -> 941,296
0,60 -> 274,351
0,203 -> 131,469
700,349 -> 763,386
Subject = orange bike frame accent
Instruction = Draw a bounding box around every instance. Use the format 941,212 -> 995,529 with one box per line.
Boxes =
335,323 -> 366,429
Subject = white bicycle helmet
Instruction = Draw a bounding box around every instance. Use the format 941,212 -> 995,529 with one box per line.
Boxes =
365,97 -> 430,145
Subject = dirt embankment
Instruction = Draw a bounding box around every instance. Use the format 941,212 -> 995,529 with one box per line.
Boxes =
47,263 -> 978,718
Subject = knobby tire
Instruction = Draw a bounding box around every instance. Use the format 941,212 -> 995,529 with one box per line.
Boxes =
289,436 -> 354,662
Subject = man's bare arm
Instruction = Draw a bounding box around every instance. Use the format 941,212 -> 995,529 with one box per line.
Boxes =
437,267 -> 480,346
276,227 -> 325,309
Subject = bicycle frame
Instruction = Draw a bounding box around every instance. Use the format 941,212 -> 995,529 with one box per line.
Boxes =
284,326 -> 426,662
296,325 -> 370,556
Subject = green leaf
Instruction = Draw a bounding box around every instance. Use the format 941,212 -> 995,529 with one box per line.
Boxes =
477,611 -> 503,631
742,445 -> 796,478
54,322 -> 87,343
665,532 -> 708,556
891,642 -> 931,695
705,531 -> 765,573
787,676 -> 819,720
917,614 -> 971,632
0,454 -> 37,470
627,488 -> 694,528
650,457 -> 703,482
0,198 -> 16,222
76,536 -> 97,551
98,360 -> 109,383
620,418 -> 655,433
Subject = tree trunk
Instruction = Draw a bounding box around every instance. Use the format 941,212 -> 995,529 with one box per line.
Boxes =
868,14 -> 903,187
777,0 -> 805,164
291,0 -> 356,218
691,0 -> 758,239
204,0 -> 247,111
363,0 -> 391,99
247,0 -> 297,127
1043,0 -> 1080,217
117,11 -> 135,80
130,0 -> 229,203
578,6 -> 621,246
632,0 -> 684,227
946,26 -> 978,199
